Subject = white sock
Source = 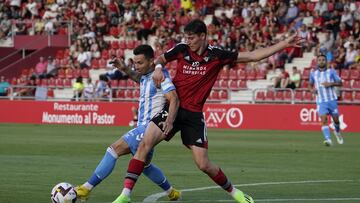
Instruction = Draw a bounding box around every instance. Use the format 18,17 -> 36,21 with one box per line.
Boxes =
230,188 -> 239,197
83,182 -> 93,190
165,186 -> 173,195
121,188 -> 131,197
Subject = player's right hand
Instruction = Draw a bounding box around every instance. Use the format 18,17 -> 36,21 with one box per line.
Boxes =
153,68 -> 165,87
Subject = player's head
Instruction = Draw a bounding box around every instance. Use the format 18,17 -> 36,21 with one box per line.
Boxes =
133,44 -> 155,74
184,19 -> 207,52
317,54 -> 327,69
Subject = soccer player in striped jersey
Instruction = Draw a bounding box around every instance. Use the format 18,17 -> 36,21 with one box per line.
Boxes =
75,45 -> 181,201
309,54 -> 344,146
113,19 -> 303,203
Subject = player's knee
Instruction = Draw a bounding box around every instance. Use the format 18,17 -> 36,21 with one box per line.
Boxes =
196,161 -> 211,173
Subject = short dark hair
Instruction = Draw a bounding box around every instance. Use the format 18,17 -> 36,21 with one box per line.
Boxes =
318,53 -> 327,59
184,19 -> 207,35
133,45 -> 154,59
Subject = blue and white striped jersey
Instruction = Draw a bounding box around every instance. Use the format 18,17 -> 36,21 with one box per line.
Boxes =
137,68 -> 175,126
309,68 -> 341,104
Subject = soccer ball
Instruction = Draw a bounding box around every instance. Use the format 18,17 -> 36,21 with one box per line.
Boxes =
51,182 -> 77,203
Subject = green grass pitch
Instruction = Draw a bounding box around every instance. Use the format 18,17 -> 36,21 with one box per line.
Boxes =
0,124 -> 359,203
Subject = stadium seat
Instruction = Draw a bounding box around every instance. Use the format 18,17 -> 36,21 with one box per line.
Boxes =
47,88 -> 54,98
237,70 -> 246,80
294,90 -> 303,101
98,59 -> 107,68
60,58 -> 69,68
256,69 -> 266,80
219,79 -> 228,89
21,69 -> 29,77
133,89 -> 140,98
101,50 -> 110,60
127,80 -> 137,88
228,69 -> 237,80
124,89 -> 133,99
350,69 -> 359,80
118,80 -> 127,88
218,68 -> 229,80
238,80 -> 247,89
57,69 -> 65,79
219,90 -> 228,100
91,59 -> 100,69
255,91 -> 265,101
342,80 -> 351,89
110,27 -> 119,37
114,90 -> 124,98
340,70 -> 350,80
275,91 -> 284,101
66,69 -> 74,79
74,69 -> 81,78
81,69 -> 90,78
352,80 -> 360,89
236,63 -> 246,70
119,40 -> 126,49
40,79 -> 48,86
55,78 -> 64,88
35,78 -> 41,86
354,91 -> 360,102
213,80 -> 220,89
64,49 -> 70,58
11,77 -> 17,85
126,40 -> 136,50
228,80 -> 238,89
342,91 -> 353,102
111,41 -> 119,50
110,80 -> 118,88
48,78 -> 56,87
265,90 -> 275,101
284,91 -> 292,101
246,70 -> 256,80
300,80 -> 309,88
56,50 -> 64,60
63,79 -> 71,87
116,49 -> 124,58
303,91 -> 314,102
302,69 -> 310,80
210,90 -> 220,100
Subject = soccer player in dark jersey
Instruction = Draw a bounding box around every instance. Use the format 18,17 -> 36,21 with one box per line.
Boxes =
112,19 -> 302,203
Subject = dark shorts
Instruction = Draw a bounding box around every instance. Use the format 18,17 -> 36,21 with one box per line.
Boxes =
151,107 -> 208,148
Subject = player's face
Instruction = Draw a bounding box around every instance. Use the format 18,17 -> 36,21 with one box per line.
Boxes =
185,33 -> 206,52
134,54 -> 152,75
317,56 -> 327,68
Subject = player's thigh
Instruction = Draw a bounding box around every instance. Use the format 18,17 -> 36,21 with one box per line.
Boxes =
111,137 -> 131,156
142,122 -> 167,147
180,110 -> 208,148
190,145 -> 210,166
122,125 -> 154,158
328,100 -> 340,117
317,103 -> 329,117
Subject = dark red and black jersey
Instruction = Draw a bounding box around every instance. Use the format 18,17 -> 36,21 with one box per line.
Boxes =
164,43 -> 238,112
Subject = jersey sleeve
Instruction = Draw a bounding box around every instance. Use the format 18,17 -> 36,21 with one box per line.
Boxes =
330,69 -> 341,82
164,43 -> 187,62
217,48 -> 238,66
160,69 -> 176,94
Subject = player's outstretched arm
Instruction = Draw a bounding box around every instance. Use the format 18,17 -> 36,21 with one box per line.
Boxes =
162,90 -> 179,135
153,55 -> 167,87
110,58 -> 142,83
237,32 -> 303,63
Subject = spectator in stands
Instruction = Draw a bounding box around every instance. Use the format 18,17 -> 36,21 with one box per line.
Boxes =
344,43 -> 358,68
16,76 -> 36,98
341,7 -> 354,30
287,66 -> 301,89
77,47 -> 91,68
95,74 -> 111,101
83,78 -> 95,101
0,76 -> 10,97
34,56 -> 47,79
0,14 -> 11,38
325,9 -> 341,39
314,0 -> 328,16
283,1 -> 299,25
334,46 -> 346,69
72,76 -> 84,101
318,31 -> 334,54
46,56 -> 58,78
274,67 -> 290,88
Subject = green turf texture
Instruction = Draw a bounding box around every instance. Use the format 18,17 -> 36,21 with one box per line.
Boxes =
0,124 -> 359,203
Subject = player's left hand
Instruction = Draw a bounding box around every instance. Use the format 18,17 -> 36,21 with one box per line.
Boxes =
109,57 -> 126,70
160,119 -> 173,135
284,31 -> 305,48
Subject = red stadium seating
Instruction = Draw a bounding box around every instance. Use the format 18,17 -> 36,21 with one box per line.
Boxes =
91,59 -> 100,69
275,91 -> 284,101
350,69 -> 360,80
303,91 -> 314,102
352,80 -> 360,89
302,69 -> 310,80
354,91 -> 360,102
228,69 -> 237,80
118,80 -> 127,88
284,91 -> 292,101
111,41 -> 119,50
342,80 -> 351,89
265,90 -> 275,100
237,70 -> 246,80
81,69 -> 90,78
133,89 -> 140,98
342,91 -> 353,102
294,90 -> 303,101
238,80 -> 247,89
219,90 -> 228,100
246,70 -> 256,80
218,68 -> 229,80
340,70 -> 350,80
255,91 -> 265,101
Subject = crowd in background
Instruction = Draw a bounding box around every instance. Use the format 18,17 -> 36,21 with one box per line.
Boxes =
1,0 -> 360,98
